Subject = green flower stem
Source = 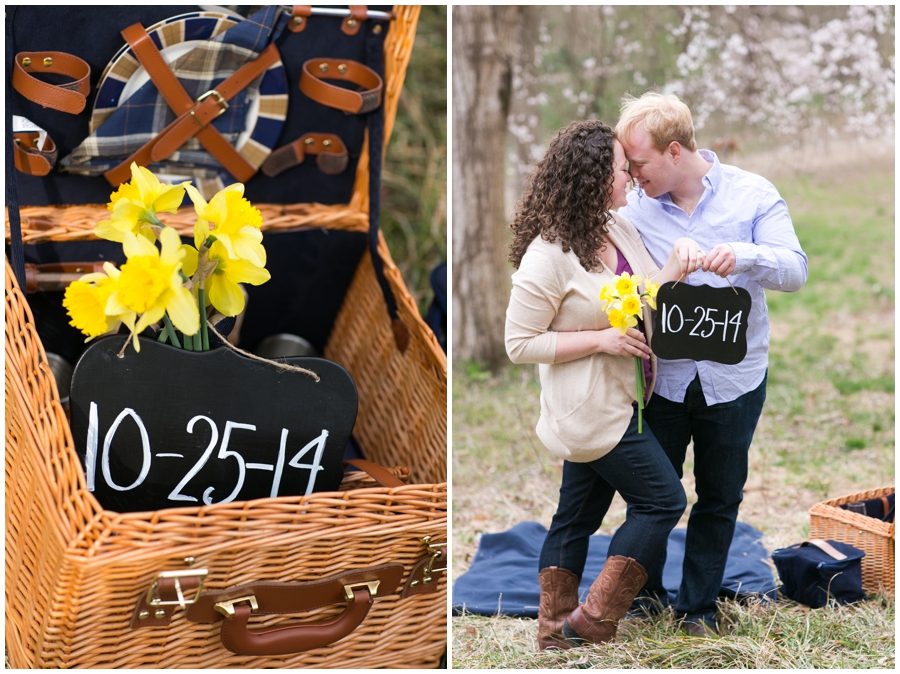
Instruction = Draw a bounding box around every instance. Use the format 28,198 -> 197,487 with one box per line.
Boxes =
199,287 -> 210,351
162,314 -> 182,348
193,330 -> 203,351
634,355 -> 644,434
146,212 -> 165,228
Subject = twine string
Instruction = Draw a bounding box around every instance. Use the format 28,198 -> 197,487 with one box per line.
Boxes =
206,321 -> 320,381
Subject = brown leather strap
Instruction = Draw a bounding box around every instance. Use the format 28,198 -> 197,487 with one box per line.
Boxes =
342,6 -> 368,35
12,51 -> 90,114
25,262 -> 106,293
881,496 -> 890,517
803,539 -> 847,561
104,24 -> 277,185
149,44 -> 281,163
343,459 -> 405,488
299,58 -> 383,114
185,564 -> 403,655
13,132 -> 57,176
289,5 -> 312,32
260,133 -> 348,177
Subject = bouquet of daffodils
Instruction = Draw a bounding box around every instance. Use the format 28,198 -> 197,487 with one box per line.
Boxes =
599,272 -> 659,433
63,163 -> 270,354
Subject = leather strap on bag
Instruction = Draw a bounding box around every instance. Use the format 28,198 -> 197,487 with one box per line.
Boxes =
342,6 -> 369,35
288,6 -> 312,32
104,24 -> 278,186
299,58 -> 383,114
802,539 -> 848,561
185,564 -> 404,655
261,132 -> 348,177
343,459 -> 405,488
13,131 -> 57,176
12,51 -> 90,114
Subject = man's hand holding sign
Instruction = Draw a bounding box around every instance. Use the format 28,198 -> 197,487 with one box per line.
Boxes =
651,242 -> 752,366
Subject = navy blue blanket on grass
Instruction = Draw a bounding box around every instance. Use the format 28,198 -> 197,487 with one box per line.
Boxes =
452,521 -> 776,617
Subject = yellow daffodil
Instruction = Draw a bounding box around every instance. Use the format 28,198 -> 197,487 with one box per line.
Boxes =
620,293 -> 643,316
183,241 -> 270,316
608,306 -> 638,334
185,183 -> 266,268
614,271 -> 642,296
106,227 -> 199,351
643,279 -> 659,310
94,163 -> 188,243
63,263 -> 132,340
599,283 -> 617,309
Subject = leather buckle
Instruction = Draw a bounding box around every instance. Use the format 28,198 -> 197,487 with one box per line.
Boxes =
146,568 -> 208,607
191,89 -> 229,126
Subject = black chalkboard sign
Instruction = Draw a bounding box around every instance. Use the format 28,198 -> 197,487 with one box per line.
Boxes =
651,282 -> 752,364
69,336 -> 357,513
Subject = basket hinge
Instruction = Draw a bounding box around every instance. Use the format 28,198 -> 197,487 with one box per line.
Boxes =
131,568 -> 208,629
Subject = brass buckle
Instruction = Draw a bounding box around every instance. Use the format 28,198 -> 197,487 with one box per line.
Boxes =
192,89 -> 229,124
422,536 -> 447,583
213,595 -> 259,618
146,568 -> 208,608
342,580 -> 380,601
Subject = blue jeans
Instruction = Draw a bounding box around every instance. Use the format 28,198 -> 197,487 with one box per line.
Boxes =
539,407 -> 687,579
637,372 -> 767,627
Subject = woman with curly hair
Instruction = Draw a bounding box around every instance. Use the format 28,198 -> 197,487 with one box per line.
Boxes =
505,120 -> 705,650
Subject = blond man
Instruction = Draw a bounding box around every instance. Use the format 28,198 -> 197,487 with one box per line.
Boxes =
616,92 -> 807,636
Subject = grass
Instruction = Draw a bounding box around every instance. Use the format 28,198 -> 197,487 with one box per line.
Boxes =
381,5 -> 447,315
450,144 -> 895,668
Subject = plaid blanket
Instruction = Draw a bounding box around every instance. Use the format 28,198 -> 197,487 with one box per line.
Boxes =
60,6 -> 287,183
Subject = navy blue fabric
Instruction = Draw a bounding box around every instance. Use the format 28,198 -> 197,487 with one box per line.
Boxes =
452,521 -> 777,617
772,540 -> 865,608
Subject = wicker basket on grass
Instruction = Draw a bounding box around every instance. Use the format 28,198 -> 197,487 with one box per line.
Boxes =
809,486 -> 895,594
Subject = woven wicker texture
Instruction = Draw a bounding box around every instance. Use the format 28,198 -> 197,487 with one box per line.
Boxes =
5,6 -> 448,668
808,486 -> 895,594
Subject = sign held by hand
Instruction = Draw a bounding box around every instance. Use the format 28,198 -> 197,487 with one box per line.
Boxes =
651,282 -> 751,364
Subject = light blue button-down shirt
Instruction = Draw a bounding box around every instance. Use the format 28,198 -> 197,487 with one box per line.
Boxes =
619,150 -> 808,405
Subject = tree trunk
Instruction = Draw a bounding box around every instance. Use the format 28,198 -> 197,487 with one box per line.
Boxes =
451,6 -> 526,367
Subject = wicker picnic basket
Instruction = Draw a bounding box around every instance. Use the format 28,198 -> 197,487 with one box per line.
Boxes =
5,6 -> 447,668
808,486 -> 895,594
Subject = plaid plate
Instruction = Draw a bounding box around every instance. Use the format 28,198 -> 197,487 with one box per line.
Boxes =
60,6 -> 288,183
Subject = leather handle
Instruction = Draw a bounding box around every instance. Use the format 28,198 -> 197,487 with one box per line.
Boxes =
220,586 -> 372,655
343,459 -> 405,488
185,563 -> 404,655
802,539 -> 848,561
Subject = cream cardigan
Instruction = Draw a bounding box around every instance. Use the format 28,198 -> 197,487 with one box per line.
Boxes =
505,212 -> 662,463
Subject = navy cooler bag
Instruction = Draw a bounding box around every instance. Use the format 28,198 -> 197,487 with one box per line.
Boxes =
772,539 -> 866,608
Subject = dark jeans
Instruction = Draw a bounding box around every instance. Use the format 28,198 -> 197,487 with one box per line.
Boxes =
539,407 -> 687,580
637,372 -> 767,627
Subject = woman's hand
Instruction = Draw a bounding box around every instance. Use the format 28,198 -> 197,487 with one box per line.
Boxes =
669,237 -> 706,277
596,327 -> 652,360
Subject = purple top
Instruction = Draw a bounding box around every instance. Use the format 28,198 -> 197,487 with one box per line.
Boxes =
615,248 -> 652,400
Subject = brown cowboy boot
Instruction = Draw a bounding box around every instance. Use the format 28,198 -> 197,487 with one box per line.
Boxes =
561,556 -> 648,646
537,566 -> 580,651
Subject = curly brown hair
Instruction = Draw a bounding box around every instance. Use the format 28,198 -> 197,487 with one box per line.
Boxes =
509,120 -> 616,271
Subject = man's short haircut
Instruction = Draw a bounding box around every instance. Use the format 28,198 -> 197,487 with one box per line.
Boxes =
616,92 -> 697,153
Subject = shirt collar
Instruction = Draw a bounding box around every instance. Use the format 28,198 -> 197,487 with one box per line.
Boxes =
699,149 -> 721,191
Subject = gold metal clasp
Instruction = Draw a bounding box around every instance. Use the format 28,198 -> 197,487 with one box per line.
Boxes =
213,595 -> 259,618
342,580 -> 380,601
422,535 -> 447,583
195,89 -> 229,119
146,568 -> 208,608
